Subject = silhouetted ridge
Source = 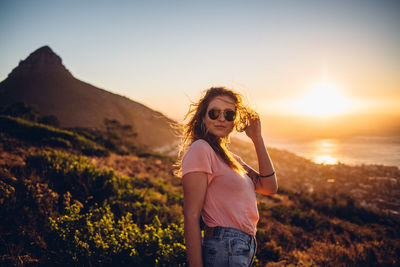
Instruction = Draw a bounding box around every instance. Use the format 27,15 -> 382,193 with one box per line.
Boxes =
7,45 -> 72,78
0,45 -> 178,150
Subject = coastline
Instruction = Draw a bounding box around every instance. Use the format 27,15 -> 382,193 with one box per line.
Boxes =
229,136 -> 400,218
264,134 -> 400,168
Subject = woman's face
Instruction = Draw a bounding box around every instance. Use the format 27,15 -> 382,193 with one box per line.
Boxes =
203,95 -> 236,138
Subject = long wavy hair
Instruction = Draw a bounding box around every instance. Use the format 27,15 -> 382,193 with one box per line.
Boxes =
175,86 -> 259,176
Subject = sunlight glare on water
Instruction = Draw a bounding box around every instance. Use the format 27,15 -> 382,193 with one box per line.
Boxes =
265,135 -> 400,167
310,139 -> 339,165
313,155 -> 338,165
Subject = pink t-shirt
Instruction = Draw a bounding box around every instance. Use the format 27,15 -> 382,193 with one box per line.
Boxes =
182,139 -> 259,236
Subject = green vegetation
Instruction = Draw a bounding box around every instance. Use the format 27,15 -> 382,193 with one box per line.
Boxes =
0,101 -> 59,127
1,105 -> 399,266
0,102 -> 141,157
0,115 -> 108,156
255,198 -> 400,266
69,118 -> 139,156
48,204 -> 186,266
1,149 -> 186,266
25,150 -> 115,204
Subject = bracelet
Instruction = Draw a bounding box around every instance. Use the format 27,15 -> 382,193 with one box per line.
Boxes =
259,171 -> 275,178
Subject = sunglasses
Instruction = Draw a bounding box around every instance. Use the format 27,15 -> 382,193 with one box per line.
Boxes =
208,108 -> 236,122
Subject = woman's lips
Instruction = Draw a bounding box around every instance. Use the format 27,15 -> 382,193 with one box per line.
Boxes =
214,125 -> 226,129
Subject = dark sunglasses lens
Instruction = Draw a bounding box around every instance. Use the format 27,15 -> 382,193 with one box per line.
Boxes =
225,110 -> 236,121
208,109 -> 220,120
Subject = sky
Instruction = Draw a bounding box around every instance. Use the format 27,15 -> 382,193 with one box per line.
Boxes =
1,0 -> 399,138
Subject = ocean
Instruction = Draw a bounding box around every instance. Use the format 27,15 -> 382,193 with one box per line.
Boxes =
266,135 -> 400,168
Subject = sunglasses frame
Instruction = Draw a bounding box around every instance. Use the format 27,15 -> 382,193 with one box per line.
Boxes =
207,108 -> 236,122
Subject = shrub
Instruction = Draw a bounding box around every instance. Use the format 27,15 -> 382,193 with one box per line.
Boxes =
48,203 -> 187,266
68,118 -> 139,156
257,240 -> 282,262
0,102 -> 39,121
270,205 -> 331,232
25,150 -> 115,204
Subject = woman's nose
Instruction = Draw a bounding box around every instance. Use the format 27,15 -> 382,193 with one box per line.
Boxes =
217,113 -> 225,121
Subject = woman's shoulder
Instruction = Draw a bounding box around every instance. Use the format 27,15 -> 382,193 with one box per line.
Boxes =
184,139 -> 213,157
182,139 -> 214,166
190,139 -> 212,150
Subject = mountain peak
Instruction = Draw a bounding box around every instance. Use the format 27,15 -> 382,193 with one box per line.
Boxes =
33,45 -> 56,55
7,45 -> 73,79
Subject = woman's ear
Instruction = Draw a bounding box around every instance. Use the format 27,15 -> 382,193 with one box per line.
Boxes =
202,113 -> 207,124
200,118 -> 207,133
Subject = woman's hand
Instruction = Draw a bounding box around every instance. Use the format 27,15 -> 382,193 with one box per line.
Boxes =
245,116 -> 262,141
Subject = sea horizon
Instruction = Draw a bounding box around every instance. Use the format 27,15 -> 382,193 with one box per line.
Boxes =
262,134 -> 400,168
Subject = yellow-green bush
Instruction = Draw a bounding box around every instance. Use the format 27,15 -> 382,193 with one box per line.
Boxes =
25,150 -> 115,203
19,149 -> 187,265
48,203 -> 186,266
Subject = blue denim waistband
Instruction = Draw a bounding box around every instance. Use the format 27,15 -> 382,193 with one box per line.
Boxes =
204,225 -> 254,243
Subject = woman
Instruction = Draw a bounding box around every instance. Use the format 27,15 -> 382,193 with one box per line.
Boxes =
178,87 -> 278,267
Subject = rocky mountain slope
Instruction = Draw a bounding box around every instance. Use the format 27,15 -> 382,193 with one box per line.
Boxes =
0,46 -> 177,150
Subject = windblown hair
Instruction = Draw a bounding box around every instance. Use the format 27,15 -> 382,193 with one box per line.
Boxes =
175,86 -> 259,176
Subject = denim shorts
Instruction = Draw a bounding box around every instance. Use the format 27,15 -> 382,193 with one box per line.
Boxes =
202,226 -> 257,267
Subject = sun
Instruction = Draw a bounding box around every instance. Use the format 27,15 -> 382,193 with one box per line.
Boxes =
291,81 -> 351,117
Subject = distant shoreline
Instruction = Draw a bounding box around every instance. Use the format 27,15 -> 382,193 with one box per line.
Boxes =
233,133 -> 400,168
269,135 -> 400,168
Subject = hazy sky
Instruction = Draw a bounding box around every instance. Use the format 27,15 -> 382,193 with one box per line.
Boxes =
1,0 -> 399,121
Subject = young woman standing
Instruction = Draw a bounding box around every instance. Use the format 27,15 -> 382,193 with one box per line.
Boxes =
178,87 -> 278,266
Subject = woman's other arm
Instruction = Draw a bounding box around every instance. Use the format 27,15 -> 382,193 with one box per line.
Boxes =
182,172 -> 208,267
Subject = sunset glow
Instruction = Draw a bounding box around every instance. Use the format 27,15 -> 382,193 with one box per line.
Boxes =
291,81 -> 352,117
0,0 -> 399,136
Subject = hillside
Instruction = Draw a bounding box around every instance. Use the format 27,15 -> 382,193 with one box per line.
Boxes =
1,114 -> 399,266
0,46 -> 177,151
229,138 -> 400,218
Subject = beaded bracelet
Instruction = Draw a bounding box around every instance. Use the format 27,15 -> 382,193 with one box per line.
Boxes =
259,171 -> 275,178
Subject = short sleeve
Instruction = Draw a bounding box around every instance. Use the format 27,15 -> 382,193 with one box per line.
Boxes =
182,140 -> 213,178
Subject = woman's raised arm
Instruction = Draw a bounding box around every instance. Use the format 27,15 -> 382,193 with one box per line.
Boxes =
244,118 -> 278,195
